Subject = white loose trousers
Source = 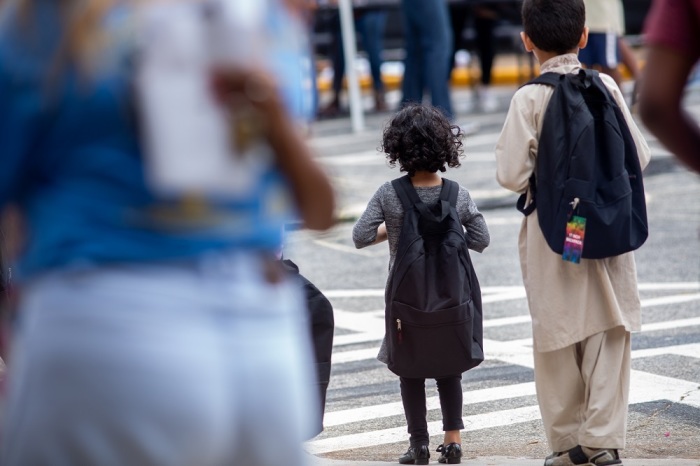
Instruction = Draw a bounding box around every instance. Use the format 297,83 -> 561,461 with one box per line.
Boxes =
533,326 -> 631,452
1,252 -> 317,466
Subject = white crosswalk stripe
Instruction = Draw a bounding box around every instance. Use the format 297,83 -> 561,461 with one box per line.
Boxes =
308,282 -> 700,454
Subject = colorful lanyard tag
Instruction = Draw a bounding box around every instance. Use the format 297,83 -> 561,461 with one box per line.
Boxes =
563,215 -> 586,264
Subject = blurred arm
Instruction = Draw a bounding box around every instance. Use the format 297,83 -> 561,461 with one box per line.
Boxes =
212,68 -> 336,231
639,46 -> 700,174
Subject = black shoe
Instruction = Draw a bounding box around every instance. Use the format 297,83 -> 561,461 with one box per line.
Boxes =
398,445 -> 430,465
437,443 -> 462,464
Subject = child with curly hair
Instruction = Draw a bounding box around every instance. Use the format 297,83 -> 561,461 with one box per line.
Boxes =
353,104 -> 490,465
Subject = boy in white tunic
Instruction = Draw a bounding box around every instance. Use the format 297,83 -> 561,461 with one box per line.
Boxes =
494,0 -> 650,465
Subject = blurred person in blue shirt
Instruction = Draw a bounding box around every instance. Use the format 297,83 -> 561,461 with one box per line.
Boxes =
0,0 -> 334,465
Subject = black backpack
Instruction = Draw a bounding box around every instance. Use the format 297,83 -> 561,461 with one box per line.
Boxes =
386,175 -> 483,379
281,259 -> 334,438
517,69 -> 648,259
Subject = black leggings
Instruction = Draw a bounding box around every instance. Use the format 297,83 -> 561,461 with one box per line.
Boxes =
400,375 -> 465,447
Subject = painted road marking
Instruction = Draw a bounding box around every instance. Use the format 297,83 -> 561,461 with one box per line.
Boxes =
313,283 -> 700,454
324,282 -> 700,299
331,317 -> 700,366
323,382 -> 537,428
327,283 -> 700,353
326,344 -> 700,429
307,371 -> 700,454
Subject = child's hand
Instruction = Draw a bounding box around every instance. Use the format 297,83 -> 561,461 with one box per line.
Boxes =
374,223 -> 388,245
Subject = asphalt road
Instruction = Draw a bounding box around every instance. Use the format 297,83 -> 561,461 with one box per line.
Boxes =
285,84 -> 700,463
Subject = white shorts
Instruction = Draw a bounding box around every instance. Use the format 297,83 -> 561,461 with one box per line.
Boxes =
1,252 -> 317,466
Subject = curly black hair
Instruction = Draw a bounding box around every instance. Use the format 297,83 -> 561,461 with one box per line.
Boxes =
381,104 -> 463,177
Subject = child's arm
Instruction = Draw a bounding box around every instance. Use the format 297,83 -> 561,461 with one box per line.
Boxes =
373,223 -> 388,244
458,189 -> 490,253
495,88 -> 541,193
352,185 -> 386,249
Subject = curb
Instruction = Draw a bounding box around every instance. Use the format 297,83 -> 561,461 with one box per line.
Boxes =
308,456 -> 700,466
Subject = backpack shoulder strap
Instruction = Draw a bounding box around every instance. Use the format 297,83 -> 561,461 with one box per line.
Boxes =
514,72 -> 564,217
516,70 -> 606,218
391,175 -> 422,211
585,69 -> 616,103
521,72 -> 562,88
393,175 -> 455,221
516,174 -> 537,216
439,178 -> 459,208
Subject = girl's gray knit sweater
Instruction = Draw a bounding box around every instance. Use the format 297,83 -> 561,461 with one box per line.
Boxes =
353,180 -> 490,274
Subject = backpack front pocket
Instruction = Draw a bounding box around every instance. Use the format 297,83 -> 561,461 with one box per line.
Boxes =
387,301 -> 479,378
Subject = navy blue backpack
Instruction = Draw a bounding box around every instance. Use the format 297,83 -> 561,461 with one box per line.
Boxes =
517,69 -> 648,259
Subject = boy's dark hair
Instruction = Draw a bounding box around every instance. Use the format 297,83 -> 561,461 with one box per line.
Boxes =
381,104 -> 463,177
522,0 -> 585,54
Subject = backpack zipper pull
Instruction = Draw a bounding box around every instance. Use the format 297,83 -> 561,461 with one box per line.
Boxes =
567,197 -> 580,220
396,319 -> 403,344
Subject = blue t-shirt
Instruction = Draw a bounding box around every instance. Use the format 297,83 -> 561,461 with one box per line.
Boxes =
0,1 -> 311,279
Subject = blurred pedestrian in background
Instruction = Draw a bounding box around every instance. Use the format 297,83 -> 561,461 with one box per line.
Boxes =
448,0 -> 500,113
0,1 -> 334,465
638,0 -> 700,174
318,0 -> 388,117
579,0 -> 627,86
399,0 -> 454,119
581,0 -> 643,106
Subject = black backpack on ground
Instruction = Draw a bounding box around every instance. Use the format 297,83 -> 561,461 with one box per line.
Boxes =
517,69 -> 648,259
386,175 -> 483,379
